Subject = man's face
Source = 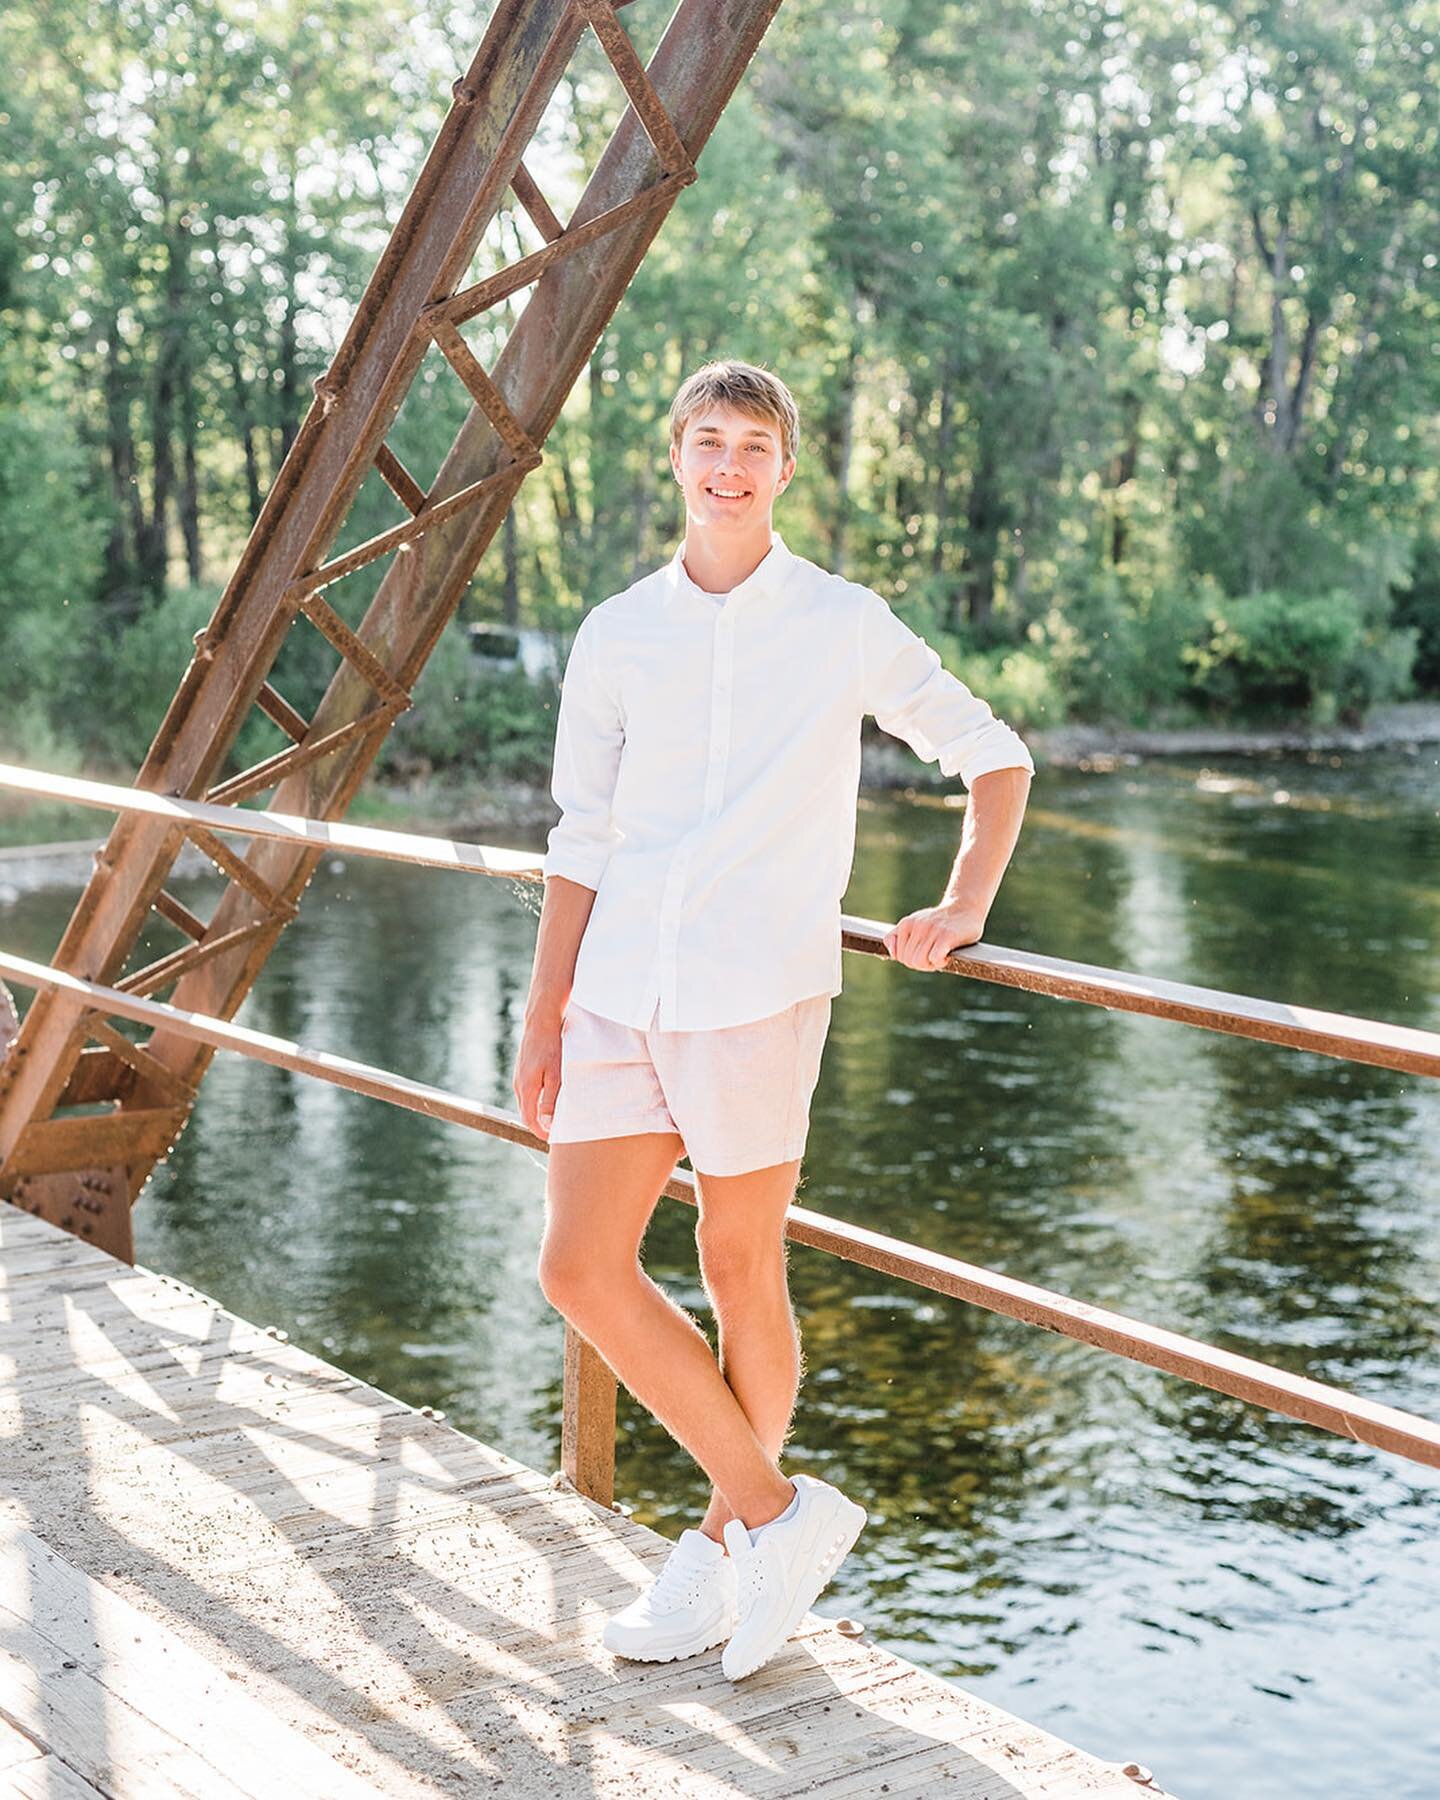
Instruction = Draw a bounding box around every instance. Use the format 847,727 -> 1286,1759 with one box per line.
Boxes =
670,403 -> 796,533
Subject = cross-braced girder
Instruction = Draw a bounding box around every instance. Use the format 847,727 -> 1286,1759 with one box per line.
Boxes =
0,0 -> 785,1259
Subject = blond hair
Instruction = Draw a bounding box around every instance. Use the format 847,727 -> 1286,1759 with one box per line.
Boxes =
668,360 -> 800,465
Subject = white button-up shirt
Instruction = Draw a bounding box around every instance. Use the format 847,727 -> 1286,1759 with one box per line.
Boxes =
542,532 -> 1034,1031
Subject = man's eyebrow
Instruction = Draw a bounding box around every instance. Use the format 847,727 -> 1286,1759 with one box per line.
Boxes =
691,419 -> 779,441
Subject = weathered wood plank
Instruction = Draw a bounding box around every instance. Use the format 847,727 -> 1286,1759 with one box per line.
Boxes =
0,1201 -> 1171,1798
0,1523 -> 377,1799
0,1715 -> 47,1775
4,1753 -> 111,1799
0,1238 -> 119,1281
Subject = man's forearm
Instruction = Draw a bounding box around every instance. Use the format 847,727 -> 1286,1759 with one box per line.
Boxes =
525,874 -> 599,1027
941,766 -> 1032,915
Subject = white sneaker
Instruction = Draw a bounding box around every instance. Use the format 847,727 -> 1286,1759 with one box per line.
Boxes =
720,1473 -> 867,1681
602,1527 -> 738,1662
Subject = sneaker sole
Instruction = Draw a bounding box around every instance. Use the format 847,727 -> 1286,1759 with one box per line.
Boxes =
604,1607 -> 738,1664
723,1491 -> 867,1680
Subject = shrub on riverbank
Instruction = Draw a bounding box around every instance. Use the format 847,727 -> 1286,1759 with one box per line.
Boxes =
1023,572 -> 1199,726
1181,587 -> 1417,725
375,620 -> 558,784
0,582 -> 1419,795
977,574 -> 1418,730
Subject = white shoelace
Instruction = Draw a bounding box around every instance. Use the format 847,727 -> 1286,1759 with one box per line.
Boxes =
731,1541 -> 773,1617
651,1547 -> 719,1613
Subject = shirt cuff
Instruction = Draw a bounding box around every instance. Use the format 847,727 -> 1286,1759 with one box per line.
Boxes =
541,847 -> 608,890
938,726 -> 1035,788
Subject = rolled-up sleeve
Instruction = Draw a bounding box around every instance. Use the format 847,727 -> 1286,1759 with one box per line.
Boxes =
542,608 -> 625,889
859,590 -> 1034,788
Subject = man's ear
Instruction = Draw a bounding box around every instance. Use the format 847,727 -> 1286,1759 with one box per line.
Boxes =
669,440 -> 683,485
778,454 -> 797,492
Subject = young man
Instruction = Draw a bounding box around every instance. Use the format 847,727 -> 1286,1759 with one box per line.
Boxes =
513,360 -> 1032,1681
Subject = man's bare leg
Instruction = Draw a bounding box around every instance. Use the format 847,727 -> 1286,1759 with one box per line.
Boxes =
691,1157 -> 805,1547
538,1132 -> 796,1530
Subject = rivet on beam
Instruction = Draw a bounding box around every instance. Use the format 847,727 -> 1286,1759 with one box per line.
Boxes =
451,78 -> 478,105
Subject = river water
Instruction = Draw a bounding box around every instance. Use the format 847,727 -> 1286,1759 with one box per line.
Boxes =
4,747 -> 1437,1797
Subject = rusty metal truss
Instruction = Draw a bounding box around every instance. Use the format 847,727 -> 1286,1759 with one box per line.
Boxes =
0,0 -> 784,1260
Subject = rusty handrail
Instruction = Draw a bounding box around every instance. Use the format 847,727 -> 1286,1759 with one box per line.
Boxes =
1,945 -> 1437,1496
0,762 -> 542,877
2,760 -> 1437,1080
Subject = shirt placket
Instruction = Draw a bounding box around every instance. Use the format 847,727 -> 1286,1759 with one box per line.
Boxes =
653,599 -> 736,1030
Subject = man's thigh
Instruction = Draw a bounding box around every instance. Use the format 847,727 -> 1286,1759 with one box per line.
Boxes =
543,1131 -> 687,1267
692,1158 -> 803,1254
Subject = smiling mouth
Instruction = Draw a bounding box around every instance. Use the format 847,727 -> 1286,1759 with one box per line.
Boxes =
705,485 -> 751,500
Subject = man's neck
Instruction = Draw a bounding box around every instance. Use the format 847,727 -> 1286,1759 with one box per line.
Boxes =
680,523 -> 776,595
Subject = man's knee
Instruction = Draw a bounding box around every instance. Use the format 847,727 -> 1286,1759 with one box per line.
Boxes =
536,1235 -> 591,1313
536,1235 -> 632,1318
695,1219 -> 787,1302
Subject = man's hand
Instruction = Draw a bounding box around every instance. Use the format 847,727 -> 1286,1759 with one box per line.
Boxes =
882,901 -> 988,971
513,1018 -> 563,1141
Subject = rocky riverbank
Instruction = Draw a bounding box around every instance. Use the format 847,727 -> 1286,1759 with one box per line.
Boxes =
356,697 -> 1440,845
4,699 -> 1436,866
1021,697 -> 1440,769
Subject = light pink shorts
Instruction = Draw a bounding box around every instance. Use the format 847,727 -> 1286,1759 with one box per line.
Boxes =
547,993 -> 833,1176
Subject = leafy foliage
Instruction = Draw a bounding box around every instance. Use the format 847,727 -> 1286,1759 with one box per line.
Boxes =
1,0 -> 1436,779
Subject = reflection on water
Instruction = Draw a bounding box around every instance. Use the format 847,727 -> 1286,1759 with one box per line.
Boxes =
4,747 -> 1438,1798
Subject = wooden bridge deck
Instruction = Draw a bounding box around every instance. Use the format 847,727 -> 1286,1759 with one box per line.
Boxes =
0,1202 -> 1171,1798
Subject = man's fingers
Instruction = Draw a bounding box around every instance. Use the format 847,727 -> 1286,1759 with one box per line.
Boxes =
516,1071 -> 542,1137
886,917 -> 962,970
536,1064 -> 559,1138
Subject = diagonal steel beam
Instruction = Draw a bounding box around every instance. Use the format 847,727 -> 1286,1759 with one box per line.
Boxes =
0,0 -> 595,1258
0,0 -> 785,1261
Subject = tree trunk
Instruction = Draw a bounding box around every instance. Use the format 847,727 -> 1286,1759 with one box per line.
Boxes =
930,359 -> 955,580
1106,391 -> 1142,566
962,434 -> 1002,635
1321,218 -> 1406,489
178,346 -> 202,584
1284,306 -> 1325,456
1253,207 -> 1293,451
584,354 -> 607,592
138,203 -> 188,600
277,162 -> 302,466
227,332 -> 265,524
102,316 -> 143,620
631,424 -> 656,582
822,305 -> 859,575
501,504 -> 519,626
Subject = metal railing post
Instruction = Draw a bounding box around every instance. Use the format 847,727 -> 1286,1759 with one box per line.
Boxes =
561,1323 -> 619,1507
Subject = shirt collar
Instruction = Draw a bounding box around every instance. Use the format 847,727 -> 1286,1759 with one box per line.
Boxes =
663,531 -> 797,611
